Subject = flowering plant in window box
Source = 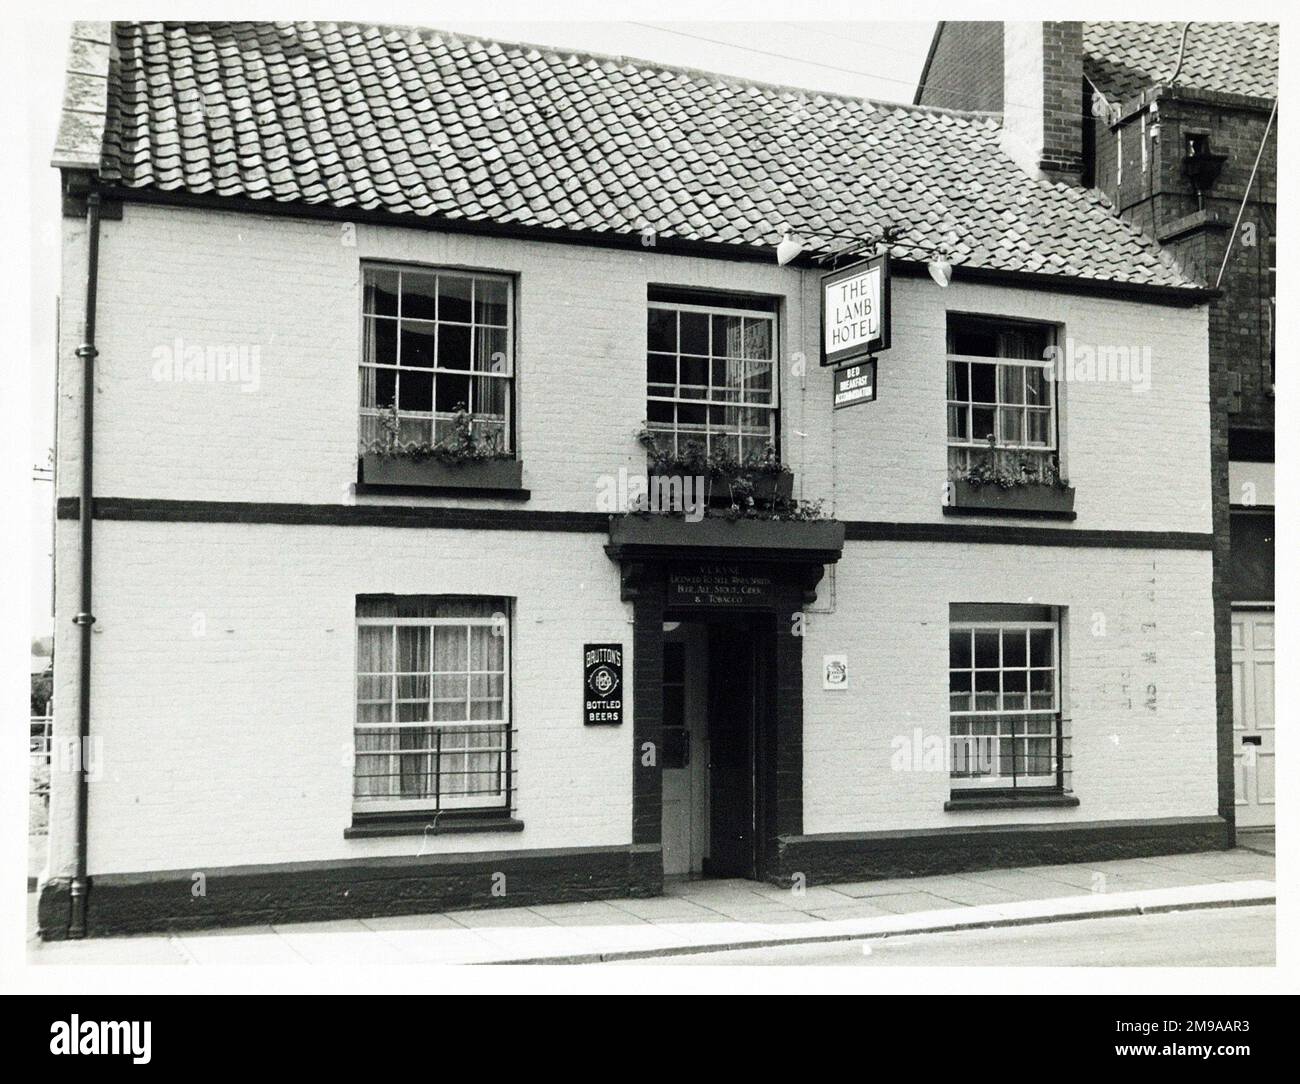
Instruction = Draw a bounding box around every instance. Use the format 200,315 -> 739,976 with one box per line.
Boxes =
635,425 -> 795,507
947,437 -> 1074,515
359,404 -> 522,490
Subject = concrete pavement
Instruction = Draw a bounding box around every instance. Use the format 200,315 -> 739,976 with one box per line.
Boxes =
629,904 -> 1276,966
27,843 -> 1275,966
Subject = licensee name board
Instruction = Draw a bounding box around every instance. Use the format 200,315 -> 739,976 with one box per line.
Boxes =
667,563 -> 776,609
821,253 -> 891,367
583,643 -> 623,726
832,358 -> 877,410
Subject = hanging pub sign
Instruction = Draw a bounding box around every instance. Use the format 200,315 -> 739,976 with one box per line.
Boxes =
833,358 -> 877,410
583,643 -> 624,726
821,253 -> 891,367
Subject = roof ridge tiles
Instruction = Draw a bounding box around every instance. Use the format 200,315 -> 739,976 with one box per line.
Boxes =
319,18 -> 1004,127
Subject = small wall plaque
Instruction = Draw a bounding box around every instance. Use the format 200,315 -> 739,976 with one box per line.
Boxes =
823,654 -> 849,691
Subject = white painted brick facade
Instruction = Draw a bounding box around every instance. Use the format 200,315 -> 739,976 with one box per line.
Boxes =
48,202 -> 1215,879
57,204 -> 1211,530
49,520 -> 630,874
804,543 -> 1217,833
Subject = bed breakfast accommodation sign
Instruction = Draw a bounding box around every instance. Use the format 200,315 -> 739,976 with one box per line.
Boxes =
821,253 -> 891,367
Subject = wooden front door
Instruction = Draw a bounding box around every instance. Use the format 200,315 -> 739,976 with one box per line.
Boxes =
1233,608 -> 1275,828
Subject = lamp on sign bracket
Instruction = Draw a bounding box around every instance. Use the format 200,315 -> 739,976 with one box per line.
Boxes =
773,221 -> 907,268
776,232 -> 805,266
927,228 -> 961,287
928,254 -> 953,288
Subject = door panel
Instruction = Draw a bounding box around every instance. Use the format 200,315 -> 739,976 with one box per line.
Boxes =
705,624 -> 755,878
661,639 -> 691,875
661,627 -> 708,875
1232,609 -> 1275,828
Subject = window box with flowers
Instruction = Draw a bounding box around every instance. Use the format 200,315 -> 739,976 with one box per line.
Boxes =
945,436 -> 1076,518
615,427 -> 835,559
359,403 -> 524,494
636,425 -> 794,510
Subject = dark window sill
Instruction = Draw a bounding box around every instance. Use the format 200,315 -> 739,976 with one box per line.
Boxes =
944,792 -> 1080,812
944,479 -> 1076,520
354,482 -> 531,501
942,505 -> 1077,521
357,455 -> 526,498
344,815 -> 525,839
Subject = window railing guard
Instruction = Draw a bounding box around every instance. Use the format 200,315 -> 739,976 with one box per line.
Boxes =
352,723 -> 518,817
949,725 -> 1070,792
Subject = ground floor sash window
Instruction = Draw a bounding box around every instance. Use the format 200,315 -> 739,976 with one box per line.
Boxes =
948,607 -> 1062,791
354,595 -> 511,814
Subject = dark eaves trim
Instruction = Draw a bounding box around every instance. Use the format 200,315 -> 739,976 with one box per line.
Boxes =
1158,83 -> 1276,115
1111,82 -> 1277,126
56,497 -> 1214,551
88,183 -> 1219,307
910,261 -> 1217,307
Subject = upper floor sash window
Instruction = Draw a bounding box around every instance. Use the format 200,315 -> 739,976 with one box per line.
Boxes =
360,266 -> 514,452
646,298 -> 778,463
946,314 -> 1057,484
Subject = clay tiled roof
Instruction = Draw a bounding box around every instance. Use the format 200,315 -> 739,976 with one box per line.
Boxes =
76,21 -> 1197,289
1084,21 -> 1279,102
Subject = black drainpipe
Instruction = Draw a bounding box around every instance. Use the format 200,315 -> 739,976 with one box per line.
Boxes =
68,187 -> 101,939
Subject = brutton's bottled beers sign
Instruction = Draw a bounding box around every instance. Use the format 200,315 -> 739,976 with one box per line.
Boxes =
583,643 -> 623,726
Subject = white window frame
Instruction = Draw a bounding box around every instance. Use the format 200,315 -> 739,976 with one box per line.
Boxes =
646,299 -> 779,460
359,265 -> 515,451
946,352 -> 1058,455
353,612 -> 511,814
949,620 -> 1061,791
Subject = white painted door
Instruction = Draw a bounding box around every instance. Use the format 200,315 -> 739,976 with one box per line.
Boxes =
1232,609 -> 1275,828
661,625 -> 708,875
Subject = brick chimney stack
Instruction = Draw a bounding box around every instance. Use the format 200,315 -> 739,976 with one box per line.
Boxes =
1000,22 -> 1084,184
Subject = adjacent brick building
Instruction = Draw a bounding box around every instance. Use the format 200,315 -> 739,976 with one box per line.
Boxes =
41,21 -> 1227,938
917,19 -> 1276,828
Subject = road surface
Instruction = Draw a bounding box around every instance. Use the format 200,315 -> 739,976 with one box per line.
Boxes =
626,905 -> 1275,966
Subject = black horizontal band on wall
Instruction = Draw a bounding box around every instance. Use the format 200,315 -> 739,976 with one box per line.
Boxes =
56,496 -> 608,533
55,497 -> 1215,551
842,519 -> 1214,550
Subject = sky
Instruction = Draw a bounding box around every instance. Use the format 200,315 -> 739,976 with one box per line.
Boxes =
25,18 -> 938,638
